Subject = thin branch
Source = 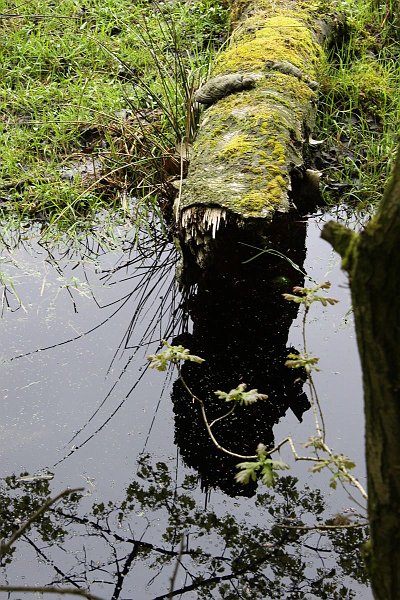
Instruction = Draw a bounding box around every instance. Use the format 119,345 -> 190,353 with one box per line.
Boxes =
209,404 -> 236,428
274,522 -> 368,531
334,465 -> 368,500
178,369 -> 257,460
308,374 -> 326,441
0,587 -> 103,600
287,436 -> 320,462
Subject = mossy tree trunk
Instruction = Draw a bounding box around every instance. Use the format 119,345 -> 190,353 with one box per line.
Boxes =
175,0 -> 331,278
322,149 -> 400,600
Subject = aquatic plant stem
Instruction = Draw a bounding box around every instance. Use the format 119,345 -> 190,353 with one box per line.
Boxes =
308,374 -> 326,441
272,435 -> 368,500
297,298 -> 368,498
209,405 -> 236,428
177,367 -> 257,460
302,305 -> 309,354
301,304 -> 326,439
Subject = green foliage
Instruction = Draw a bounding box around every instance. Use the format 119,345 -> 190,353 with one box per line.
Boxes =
282,281 -> 339,308
236,443 -> 289,487
0,474 -> 81,564
285,352 -> 320,373
0,0 -> 228,235
311,453 -> 357,490
214,383 -> 268,406
316,0 -> 400,208
147,339 -> 205,371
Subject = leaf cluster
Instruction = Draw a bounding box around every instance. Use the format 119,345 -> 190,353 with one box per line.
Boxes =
235,443 -> 289,487
310,454 -> 357,490
147,339 -> 205,371
214,383 -> 268,406
285,352 -> 320,373
283,281 -> 339,308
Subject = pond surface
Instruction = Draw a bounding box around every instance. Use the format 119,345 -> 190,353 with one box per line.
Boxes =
0,212 -> 372,599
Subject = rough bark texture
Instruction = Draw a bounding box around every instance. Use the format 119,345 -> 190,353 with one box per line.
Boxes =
322,149 -> 400,600
174,0 -> 330,274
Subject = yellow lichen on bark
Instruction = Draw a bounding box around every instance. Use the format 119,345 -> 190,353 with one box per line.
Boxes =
214,15 -> 321,78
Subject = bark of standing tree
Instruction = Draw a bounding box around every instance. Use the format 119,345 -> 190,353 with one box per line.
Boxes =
322,148 -> 400,600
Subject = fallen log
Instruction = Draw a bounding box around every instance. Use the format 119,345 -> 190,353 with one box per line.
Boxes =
174,0 -> 331,281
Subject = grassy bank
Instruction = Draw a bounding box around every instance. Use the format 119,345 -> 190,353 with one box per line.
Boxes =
0,0 -> 228,237
316,0 -> 400,209
0,0 -> 398,240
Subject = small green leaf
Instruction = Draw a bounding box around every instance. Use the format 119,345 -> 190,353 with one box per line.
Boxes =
341,458 -> 356,470
282,293 -> 303,304
235,461 -> 260,484
310,460 -> 329,473
261,463 -> 275,487
147,340 -> 205,371
215,383 -> 268,405
282,281 -> 338,308
285,353 -> 320,373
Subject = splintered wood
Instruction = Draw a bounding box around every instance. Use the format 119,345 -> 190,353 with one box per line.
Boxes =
180,207 -> 227,243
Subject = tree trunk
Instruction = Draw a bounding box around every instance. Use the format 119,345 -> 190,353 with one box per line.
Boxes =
174,0 -> 331,279
322,149 -> 400,600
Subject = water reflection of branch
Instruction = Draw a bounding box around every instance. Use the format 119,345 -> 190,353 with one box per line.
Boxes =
55,365 -> 149,466
275,522 -> 368,531
8,234 -> 181,466
23,535 -> 83,589
152,554 -> 273,600
0,587 -> 103,600
9,294 -> 133,362
0,488 -> 83,558
111,544 -> 139,600
0,487 -> 101,600
168,535 -> 184,599
53,509 -> 221,561
1,460 -> 370,598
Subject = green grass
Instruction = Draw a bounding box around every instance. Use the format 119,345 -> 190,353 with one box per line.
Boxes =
316,0 -> 400,209
1,0 -> 398,236
0,0 -> 228,236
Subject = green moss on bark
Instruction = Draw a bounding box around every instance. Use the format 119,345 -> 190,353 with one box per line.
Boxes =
214,15 -> 321,78
176,0 -> 328,228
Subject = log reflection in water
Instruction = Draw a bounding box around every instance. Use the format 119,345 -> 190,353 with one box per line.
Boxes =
172,216 -> 311,495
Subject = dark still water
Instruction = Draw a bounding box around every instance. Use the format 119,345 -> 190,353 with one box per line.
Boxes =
0,213 -> 371,599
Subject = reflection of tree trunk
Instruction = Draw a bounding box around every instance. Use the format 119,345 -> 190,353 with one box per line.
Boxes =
322,149 -> 400,600
173,219 -> 310,495
174,0 -> 331,281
